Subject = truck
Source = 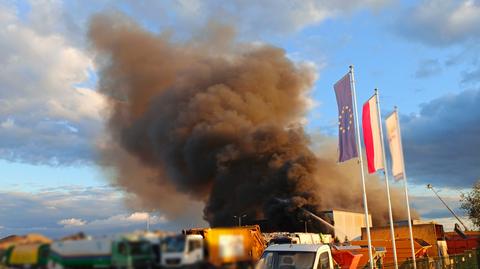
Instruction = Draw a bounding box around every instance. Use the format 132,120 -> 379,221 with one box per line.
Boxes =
445,231 -> 480,254
361,222 -> 447,258
3,243 -> 50,269
257,244 -> 380,269
256,244 -> 335,269
265,233 -> 323,246
47,236 -> 153,269
161,225 -> 265,269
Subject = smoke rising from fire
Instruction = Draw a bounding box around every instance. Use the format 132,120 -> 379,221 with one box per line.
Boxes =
91,13 -> 416,231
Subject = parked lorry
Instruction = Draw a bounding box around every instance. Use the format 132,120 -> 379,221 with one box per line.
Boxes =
256,244 -> 335,269
265,233 -> 323,246
3,243 -> 50,269
141,231 -> 174,268
350,238 -> 431,267
361,222 -> 447,258
257,244 -> 390,269
48,236 -> 153,269
161,225 -> 265,268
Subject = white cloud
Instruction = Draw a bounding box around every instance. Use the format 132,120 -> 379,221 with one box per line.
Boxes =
27,0 -> 65,35
87,212 -> 168,228
424,216 -> 474,232
0,187 -> 205,238
218,0 -> 390,34
55,212 -> 168,231
0,186 -> 124,236
47,87 -> 106,122
94,0 -> 391,38
396,0 -> 480,46
57,213 -> 167,229
58,218 -> 87,227
0,118 -> 14,129
0,1 -> 105,165
0,0 -> 393,166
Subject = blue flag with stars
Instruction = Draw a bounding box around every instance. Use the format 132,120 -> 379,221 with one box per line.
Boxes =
334,73 -> 358,162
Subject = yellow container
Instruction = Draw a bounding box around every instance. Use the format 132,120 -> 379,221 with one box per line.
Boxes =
9,244 -> 42,265
185,225 -> 265,267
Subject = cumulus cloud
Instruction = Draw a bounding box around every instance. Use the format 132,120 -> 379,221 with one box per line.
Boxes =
71,0 -> 390,38
58,218 -> 87,227
0,186 -> 205,238
396,0 -> 480,46
0,2 -> 105,165
86,212 -> 167,228
0,186 -> 125,232
175,0 -> 390,36
1,186 -> 122,235
400,89 -> 480,188
0,0 -> 394,167
58,213 -> 166,230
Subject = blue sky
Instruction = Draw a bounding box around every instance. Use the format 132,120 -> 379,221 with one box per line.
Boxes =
1,0 -> 479,238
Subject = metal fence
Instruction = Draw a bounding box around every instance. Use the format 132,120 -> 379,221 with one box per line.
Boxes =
382,249 -> 480,269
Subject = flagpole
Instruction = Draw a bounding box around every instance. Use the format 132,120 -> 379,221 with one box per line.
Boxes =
350,65 -> 374,269
394,106 -> 417,269
374,89 -> 398,269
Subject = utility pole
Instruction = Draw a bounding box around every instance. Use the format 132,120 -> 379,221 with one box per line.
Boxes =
427,184 -> 469,231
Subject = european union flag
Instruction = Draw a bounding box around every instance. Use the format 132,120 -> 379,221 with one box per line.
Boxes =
334,73 -> 358,162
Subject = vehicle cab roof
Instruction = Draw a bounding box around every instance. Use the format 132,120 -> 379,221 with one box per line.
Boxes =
264,244 -> 327,253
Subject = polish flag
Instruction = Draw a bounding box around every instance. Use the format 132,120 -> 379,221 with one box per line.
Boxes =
362,95 -> 384,173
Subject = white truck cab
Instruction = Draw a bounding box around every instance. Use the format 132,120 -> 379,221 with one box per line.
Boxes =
161,234 -> 204,267
256,244 -> 334,269
267,233 -> 323,246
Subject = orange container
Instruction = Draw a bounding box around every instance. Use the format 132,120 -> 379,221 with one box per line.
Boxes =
332,249 -> 362,269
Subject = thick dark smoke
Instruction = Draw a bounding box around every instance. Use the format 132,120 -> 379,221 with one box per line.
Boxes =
91,13 -> 416,231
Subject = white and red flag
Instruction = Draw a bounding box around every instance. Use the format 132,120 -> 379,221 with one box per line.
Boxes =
386,110 -> 405,180
362,94 -> 384,173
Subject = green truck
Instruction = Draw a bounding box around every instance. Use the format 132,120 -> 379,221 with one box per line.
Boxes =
48,236 -> 153,269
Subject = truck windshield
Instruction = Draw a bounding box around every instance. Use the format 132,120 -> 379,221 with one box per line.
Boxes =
162,236 -> 186,253
256,251 -> 316,269
129,242 -> 151,255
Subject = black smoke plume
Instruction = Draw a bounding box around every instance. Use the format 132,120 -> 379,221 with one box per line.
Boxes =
91,13 -> 416,231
